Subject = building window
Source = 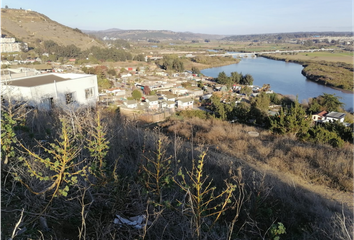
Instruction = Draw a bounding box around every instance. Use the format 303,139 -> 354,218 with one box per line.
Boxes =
65,93 -> 74,104
42,97 -> 54,109
85,87 -> 94,99
48,97 -> 54,108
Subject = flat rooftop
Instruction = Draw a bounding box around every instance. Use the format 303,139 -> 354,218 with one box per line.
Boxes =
326,112 -> 346,119
3,74 -> 69,87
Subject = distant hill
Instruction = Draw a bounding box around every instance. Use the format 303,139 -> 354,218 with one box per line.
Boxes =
1,8 -> 104,50
222,32 -> 354,42
83,29 -> 226,41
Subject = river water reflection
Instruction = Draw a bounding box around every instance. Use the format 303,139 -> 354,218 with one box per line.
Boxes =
201,57 -> 353,111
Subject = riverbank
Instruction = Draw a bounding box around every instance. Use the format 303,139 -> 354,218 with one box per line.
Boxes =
184,56 -> 240,71
201,56 -> 353,111
259,54 -> 354,92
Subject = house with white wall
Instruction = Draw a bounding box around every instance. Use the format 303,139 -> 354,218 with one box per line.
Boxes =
188,89 -> 204,97
177,98 -> 194,110
106,87 -> 126,96
311,111 -> 327,122
163,94 -> 176,102
145,96 -> 159,110
124,100 -> 137,109
322,112 -> 346,123
170,88 -> 189,96
1,73 -> 98,110
166,101 -> 176,111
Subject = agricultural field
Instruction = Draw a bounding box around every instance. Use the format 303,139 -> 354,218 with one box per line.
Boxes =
268,51 -> 354,64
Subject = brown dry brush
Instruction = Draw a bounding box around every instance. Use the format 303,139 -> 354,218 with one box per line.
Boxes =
1,108 -> 353,239
161,117 -> 353,239
163,117 -> 353,192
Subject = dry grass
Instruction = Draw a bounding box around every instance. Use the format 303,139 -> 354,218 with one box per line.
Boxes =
267,52 -> 354,64
1,9 -> 103,50
2,107 -> 353,240
162,117 -> 354,194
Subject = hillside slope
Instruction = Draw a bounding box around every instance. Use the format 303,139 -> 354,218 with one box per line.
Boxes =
84,29 -> 226,41
1,8 -> 104,50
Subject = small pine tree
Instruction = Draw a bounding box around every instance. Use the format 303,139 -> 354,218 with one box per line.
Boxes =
270,97 -> 311,138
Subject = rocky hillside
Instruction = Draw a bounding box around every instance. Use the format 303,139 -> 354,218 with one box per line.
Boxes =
1,8 -> 104,50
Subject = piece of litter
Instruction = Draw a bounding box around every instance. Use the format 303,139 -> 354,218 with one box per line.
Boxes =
114,214 -> 147,229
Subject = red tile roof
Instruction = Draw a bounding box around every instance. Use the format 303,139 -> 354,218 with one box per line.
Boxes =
315,111 -> 327,117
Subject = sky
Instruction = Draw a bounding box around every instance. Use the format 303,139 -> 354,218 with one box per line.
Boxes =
1,0 -> 353,35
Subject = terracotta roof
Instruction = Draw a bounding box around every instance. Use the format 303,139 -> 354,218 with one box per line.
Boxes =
315,110 -> 327,117
107,87 -> 122,91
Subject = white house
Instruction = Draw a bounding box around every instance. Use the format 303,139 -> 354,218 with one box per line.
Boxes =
164,94 -> 176,102
177,98 -> 194,110
106,87 -> 126,96
311,111 -> 328,122
1,73 -> 99,110
322,112 -> 346,123
188,89 -> 204,97
170,88 -> 189,96
121,73 -> 132,78
201,94 -> 212,100
124,100 -> 137,109
166,101 -> 176,111
160,101 -> 167,108
145,96 -> 159,110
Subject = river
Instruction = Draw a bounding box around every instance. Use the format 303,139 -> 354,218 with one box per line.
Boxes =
201,56 -> 354,111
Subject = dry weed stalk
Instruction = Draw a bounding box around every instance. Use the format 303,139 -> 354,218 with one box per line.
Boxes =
142,138 -> 172,204
85,110 -> 110,184
173,152 -> 236,240
227,167 -> 246,240
9,208 -> 25,240
15,117 -> 88,216
78,187 -> 93,240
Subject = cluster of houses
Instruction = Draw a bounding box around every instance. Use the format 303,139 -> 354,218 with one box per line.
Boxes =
1,66 -> 350,127
123,94 -> 194,111
97,69 -> 209,112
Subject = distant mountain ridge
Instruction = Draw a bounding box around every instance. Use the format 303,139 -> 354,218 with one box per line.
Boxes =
83,29 -> 226,41
1,8 -> 104,50
222,32 -> 354,41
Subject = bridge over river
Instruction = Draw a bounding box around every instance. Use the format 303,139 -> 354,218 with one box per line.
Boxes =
208,48 -> 334,58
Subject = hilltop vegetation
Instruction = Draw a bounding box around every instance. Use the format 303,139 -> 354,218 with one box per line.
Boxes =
1,102 -> 352,239
1,8 -> 104,50
84,29 -> 225,41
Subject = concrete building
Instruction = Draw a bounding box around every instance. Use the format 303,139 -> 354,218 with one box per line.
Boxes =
322,112 -> 346,123
1,73 -> 99,110
177,98 -> 194,110
0,38 -> 27,53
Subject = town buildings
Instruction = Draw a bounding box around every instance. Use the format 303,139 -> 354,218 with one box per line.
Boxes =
0,37 -> 27,53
